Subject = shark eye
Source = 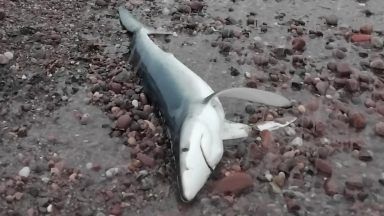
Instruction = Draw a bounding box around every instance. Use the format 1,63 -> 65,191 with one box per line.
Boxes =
181,148 -> 189,152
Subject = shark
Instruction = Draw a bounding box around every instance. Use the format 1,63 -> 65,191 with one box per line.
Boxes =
118,7 -> 296,202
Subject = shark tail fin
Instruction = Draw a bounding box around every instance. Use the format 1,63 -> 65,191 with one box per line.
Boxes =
118,7 -> 173,35
118,7 -> 145,33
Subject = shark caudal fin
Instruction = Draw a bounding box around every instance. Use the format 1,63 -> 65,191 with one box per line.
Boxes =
118,7 -> 146,33
203,87 -> 292,108
118,7 -> 173,35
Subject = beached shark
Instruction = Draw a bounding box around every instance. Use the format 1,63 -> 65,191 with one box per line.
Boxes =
118,7 -> 296,202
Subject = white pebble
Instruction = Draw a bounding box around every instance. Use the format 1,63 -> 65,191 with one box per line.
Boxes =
131,99 -> 139,108
105,167 -> 119,178
290,137 -> 303,147
4,51 -> 14,60
47,204 -> 53,213
18,166 -> 30,177
86,162 -> 93,170
297,105 -> 306,113
284,127 -> 296,136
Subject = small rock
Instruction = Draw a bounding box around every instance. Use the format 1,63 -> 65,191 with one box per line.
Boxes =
284,127 -> 296,136
213,172 -> 253,194
109,82 -> 122,94
297,105 -> 306,113
4,51 -> 14,60
349,112 -> 366,130
345,79 -> 359,92
114,70 -> 131,83
336,63 -> 352,77
47,204 -> 53,213
253,55 -> 269,66
116,114 -> 131,130
292,38 -> 306,51
360,24 -> 373,34
95,0 -> 108,6
370,59 -> 384,70
315,159 -> 332,176
289,137 -> 303,147
351,34 -> 371,43
358,150 -> 373,162
273,172 -> 286,188
131,100 -> 139,108
18,167 -> 31,177
371,36 -> 383,49
285,197 -> 301,213
110,203 -> 122,216
345,176 -> 364,190
229,66 -> 240,76
332,49 -> 346,59
324,178 -> 340,196
14,192 -> 23,200
136,153 -> 155,167
187,1 -> 204,12
0,54 -> 9,65
316,81 -> 329,95
375,122 -> 384,137
106,168 -> 119,178
325,14 -> 338,26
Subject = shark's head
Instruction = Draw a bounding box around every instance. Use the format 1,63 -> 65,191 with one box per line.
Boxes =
178,100 -> 224,202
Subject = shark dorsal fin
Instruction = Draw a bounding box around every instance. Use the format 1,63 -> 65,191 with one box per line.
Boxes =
203,87 -> 292,108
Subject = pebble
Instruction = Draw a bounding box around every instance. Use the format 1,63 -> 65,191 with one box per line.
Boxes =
284,127 -> 296,136
213,172 -> 253,194
370,59 -> 384,70
358,150 -> 373,162
95,0 -> 108,6
0,54 -> 9,65
292,38 -> 306,51
336,62 -> 352,77
332,49 -> 346,59
285,197 -> 301,213
345,176 -> 364,190
18,167 -> 31,177
374,122 -> 384,137
360,24 -> 373,34
131,99 -> 139,108
371,36 -> 383,49
297,105 -> 306,113
289,137 -> 303,147
316,81 -> 329,95
349,112 -> 366,130
351,34 -> 371,43
136,153 -> 155,167
116,114 -> 131,130
315,159 -> 332,176
4,51 -> 14,60
324,178 -> 340,196
325,14 -> 338,26
345,79 -> 359,92
47,204 -> 53,213
127,137 -> 136,145
273,172 -> 286,188
105,167 -> 119,178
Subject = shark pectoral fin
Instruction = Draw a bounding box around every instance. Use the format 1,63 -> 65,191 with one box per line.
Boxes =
222,120 -> 252,140
203,87 -> 292,108
254,116 -> 297,131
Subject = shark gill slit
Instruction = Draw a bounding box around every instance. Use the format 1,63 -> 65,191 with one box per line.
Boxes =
199,136 -> 213,172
